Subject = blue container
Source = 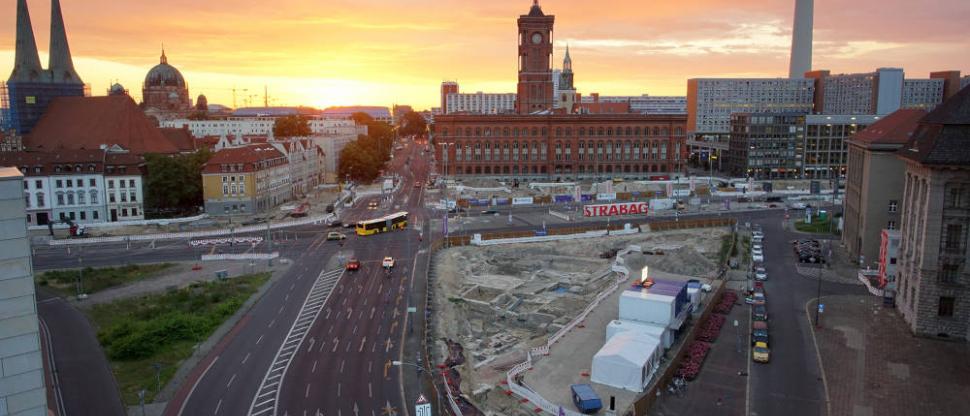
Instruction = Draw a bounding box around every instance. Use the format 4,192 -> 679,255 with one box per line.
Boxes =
570,384 -> 603,414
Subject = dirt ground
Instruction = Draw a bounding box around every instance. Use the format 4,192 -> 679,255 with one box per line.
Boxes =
431,227 -> 729,414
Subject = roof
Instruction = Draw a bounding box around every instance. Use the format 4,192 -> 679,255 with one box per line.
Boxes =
625,277 -> 687,298
0,149 -> 142,176
159,128 -> 197,152
322,106 -> 391,118
526,0 -> 545,17
232,107 -> 318,117
0,166 -> 24,180
25,95 -> 181,154
849,109 -> 926,148
593,332 -> 660,366
203,144 -> 286,174
898,86 -> 970,166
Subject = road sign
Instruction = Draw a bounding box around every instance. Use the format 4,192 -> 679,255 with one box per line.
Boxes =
407,307 -> 417,313
415,394 -> 432,416
818,304 -> 825,313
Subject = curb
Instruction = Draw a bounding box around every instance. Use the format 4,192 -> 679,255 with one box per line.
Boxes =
804,296 -> 832,416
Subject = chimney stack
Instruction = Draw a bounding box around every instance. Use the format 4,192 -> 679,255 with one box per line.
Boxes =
789,0 -> 814,78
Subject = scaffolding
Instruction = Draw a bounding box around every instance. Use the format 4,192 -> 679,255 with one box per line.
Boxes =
0,83 -> 9,132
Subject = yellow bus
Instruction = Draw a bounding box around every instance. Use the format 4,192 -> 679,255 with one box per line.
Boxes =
355,211 -> 409,236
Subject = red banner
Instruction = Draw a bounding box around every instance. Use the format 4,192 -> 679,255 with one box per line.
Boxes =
583,202 -> 649,217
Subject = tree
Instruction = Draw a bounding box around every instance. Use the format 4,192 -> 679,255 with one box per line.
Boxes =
143,148 -> 212,217
337,140 -> 382,182
398,111 -> 427,137
273,115 -> 311,138
350,112 -> 374,125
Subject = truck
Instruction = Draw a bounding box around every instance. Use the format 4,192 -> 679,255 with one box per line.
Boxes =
382,178 -> 394,193
570,384 -> 603,414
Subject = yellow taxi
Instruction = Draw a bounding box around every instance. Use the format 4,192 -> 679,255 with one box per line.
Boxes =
753,341 -> 770,363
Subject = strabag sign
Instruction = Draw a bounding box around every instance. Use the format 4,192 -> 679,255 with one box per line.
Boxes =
583,202 -> 649,217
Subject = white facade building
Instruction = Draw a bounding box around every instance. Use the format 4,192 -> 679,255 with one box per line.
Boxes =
902,79 -> 945,111
445,92 -> 517,114
104,175 -> 145,222
580,95 -> 687,115
687,78 -> 815,134
811,68 -> 945,116
51,173 -> 108,224
0,167 -> 48,416
161,117 -> 363,139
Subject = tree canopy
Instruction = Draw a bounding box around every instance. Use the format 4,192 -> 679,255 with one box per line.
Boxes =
143,148 -> 211,217
273,115 -> 312,138
398,111 -> 427,137
338,113 -> 397,182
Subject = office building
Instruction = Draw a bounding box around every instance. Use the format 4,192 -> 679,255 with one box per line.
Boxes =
789,0 -> 814,79
440,82 -> 459,113
580,95 -> 687,115
725,113 -> 805,179
6,0 -> 85,135
0,166 -> 48,416
808,68 -> 946,115
903,79 -> 946,111
895,87 -> 970,340
445,92 -> 517,115
843,109 -> 926,266
321,106 -> 392,123
803,114 -> 880,179
161,117 -> 363,139
686,78 -> 815,134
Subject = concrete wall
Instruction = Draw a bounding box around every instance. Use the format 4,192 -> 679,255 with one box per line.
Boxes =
851,148 -> 905,265
0,168 -> 47,416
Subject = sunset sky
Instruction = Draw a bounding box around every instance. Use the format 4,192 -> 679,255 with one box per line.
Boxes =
2,0 -> 969,110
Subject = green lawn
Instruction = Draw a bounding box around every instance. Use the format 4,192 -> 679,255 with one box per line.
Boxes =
795,215 -> 838,234
38,263 -> 174,297
86,273 -> 270,404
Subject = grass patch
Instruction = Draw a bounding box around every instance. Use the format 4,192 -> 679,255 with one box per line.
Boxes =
38,263 -> 173,297
718,233 -> 736,265
87,273 -> 269,404
795,215 -> 838,234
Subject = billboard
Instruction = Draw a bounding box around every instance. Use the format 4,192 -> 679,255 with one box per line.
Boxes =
583,202 -> 650,217
596,193 -> 617,201
512,197 -> 534,205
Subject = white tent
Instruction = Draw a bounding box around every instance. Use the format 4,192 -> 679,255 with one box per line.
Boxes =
591,332 -> 662,392
606,319 -> 672,349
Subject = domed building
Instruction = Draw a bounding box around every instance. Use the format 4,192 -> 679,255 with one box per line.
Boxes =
142,49 -> 192,122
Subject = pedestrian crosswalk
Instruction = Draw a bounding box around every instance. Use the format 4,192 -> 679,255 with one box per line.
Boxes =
249,268 -> 344,416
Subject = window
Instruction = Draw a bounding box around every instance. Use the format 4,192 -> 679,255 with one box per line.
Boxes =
35,180 -> 42,189
132,208 -> 138,216
939,263 -> 960,283
76,179 -> 82,187
223,184 -> 229,195
37,192 -> 45,208
938,297 -> 955,317
120,180 -> 126,189
889,200 -> 898,213
121,192 -> 128,202
24,192 -> 30,208
109,193 -> 116,203
80,211 -> 86,220
130,192 -> 137,202
122,209 -> 129,217
108,180 -> 114,189
78,191 -> 85,205
887,221 -> 896,230
69,212 -> 75,220
129,180 -> 136,188
23,181 -> 28,190
89,178 -> 96,187
56,179 -> 63,188
57,193 -> 65,206
93,211 -> 99,220
944,224 -> 964,253
90,190 -> 98,204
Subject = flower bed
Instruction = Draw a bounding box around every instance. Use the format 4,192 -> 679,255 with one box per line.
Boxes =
696,314 -> 726,342
714,290 -> 738,314
676,341 -> 711,380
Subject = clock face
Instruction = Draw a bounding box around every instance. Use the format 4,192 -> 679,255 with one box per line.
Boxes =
531,33 -> 542,44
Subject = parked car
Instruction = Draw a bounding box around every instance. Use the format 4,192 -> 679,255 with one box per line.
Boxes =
752,251 -> 765,263
745,292 -> 766,305
570,384 -> 603,414
753,305 -> 768,321
754,267 -> 768,281
346,258 -> 361,271
326,232 -> 346,241
789,202 -> 807,210
751,321 -> 769,345
752,341 -> 771,363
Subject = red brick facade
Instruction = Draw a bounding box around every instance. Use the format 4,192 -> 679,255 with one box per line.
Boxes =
432,113 -> 688,179
516,2 -> 555,114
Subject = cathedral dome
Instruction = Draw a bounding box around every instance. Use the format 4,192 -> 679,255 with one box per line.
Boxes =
144,50 -> 186,88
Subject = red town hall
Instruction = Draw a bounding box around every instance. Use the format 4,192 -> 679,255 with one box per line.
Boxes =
432,1 -> 688,180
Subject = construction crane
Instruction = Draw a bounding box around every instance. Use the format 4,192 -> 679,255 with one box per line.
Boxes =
194,87 -> 248,109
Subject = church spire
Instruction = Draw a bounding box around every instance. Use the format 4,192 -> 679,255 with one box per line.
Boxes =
563,44 -> 572,72
9,0 -> 44,83
48,0 -> 83,84
160,46 -> 168,64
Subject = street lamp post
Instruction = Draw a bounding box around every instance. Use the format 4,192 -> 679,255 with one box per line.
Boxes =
76,256 -> 83,299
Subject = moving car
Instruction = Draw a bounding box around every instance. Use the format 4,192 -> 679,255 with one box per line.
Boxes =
326,232 -> 346,241
368,201 -> 379,210
382,257 -> 395,268
346,258 -> 361,271
752,341 -> 771,363
753,305 -> 768,321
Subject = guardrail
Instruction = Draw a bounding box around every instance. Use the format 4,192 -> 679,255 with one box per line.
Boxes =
48,213 -> 335,246
547,210 -> 572,221
200,252 -> 279,261
28,213 -> 209,231
189,236 -> 263,247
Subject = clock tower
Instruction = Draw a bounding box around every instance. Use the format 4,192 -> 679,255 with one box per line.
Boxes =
516,0 -> 555,114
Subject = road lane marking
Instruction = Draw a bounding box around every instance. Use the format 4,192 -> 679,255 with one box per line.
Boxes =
358,311 -> 364,319
256,335 -> 264,345
346,339 -> 351,352
306,338 -> 315,352
359,337 -> 367,353
346,307 -> 353,319
279,305 -> 285,314
247,268 -> 345,416
332,337 -> 339,353
312,360 -> 317,373
305,383 -> 311,398
368,383 -> 373,398
368,361 -> 372,373
268,319 -> 275,328
290,283 -> 295,291
214,399 -> 223,415
384,337 -> 393,353
329,325 -> 334,334
226,374 -> 237,388
340,359 -> 346,373
370,307 -> 376,320
337,383 -> 341,397
178,355 -> 220,416
325,308 -> 332,319
242,353 -> 251,364
353,325 -> 358,335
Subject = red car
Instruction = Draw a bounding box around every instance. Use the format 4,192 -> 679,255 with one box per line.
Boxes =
346,258 -> 361,271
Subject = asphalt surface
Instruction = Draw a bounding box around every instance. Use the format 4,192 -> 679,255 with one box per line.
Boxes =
36,290 -> 127,416
745,215 -> 866,416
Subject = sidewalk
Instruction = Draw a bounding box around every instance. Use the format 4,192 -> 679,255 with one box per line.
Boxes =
651,284 -> 748,416
811,295 -> 970,416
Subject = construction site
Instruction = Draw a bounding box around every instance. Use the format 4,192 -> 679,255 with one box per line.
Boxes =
430,225 -> 730,414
